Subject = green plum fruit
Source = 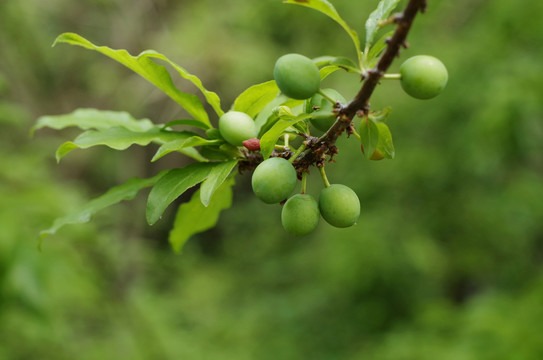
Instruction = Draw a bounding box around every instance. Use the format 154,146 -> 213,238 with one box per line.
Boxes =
281,194 -> 320,236
400,55 -> 448,100
274,54 -> 320,100
319,184 -> 360,228
307,88 -> 346,132
218,111 -> 257,146
252,157 -> 297,204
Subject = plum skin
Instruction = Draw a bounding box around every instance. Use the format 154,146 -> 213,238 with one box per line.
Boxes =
400,55 -> 448,100
307,88 -> 346,132
274,54 -> 321,100
218,111 -> 257,146
281,194 -> 320,236
319,184 -> 360,228
251,157 -> 297,204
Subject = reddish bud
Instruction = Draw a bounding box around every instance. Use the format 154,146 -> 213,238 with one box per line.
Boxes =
243,138 -> 261,151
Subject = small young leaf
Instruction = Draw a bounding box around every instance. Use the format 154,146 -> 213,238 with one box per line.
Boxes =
146,162 -> 216,225
40,171 -> 166,241
55,127 -> 197,161
313,56 -> 361,74
151,136 -> 223,162
284,0 -> 362,67
360,117 -> 380,159
364,30 -> 394,69
32,108 -> 155,135
260,114 -> 311,159
169,179 -> 234,253
365,0 -> 401,48
233,80 -> 280,118
369,106 -> 392,123
53,33 -> 218,127
375,122 -> 395,159
200,160 -> 238,207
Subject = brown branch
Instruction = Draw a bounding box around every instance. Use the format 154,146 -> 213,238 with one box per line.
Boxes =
293,0 -> 427,169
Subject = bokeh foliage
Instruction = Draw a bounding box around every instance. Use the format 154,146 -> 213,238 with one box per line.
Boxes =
1,0 -> 542,359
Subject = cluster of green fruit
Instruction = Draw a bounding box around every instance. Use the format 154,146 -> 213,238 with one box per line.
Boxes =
217,53 -> 447,235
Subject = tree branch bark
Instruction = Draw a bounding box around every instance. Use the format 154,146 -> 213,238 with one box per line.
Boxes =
293,0 -> 427,170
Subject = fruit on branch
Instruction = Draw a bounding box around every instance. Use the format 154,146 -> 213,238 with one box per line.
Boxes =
306,88 -> 346,132
281,194 -> 320,236
318,184 -> 360,228
218,111 -> 257,146
399,55 -> 448,100
274,53 -> 320,100
251,157 -> 297,204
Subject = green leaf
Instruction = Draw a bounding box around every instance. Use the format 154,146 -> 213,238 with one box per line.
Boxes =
369,106 -> 392,123
53,33 -> 219,127
375,122 -> 395,159
161,119 -> 210,130
32,108 -> 154,135
151,136 -> 223,162
284,0 -> 362,68
233,80 -> 280,118
55,127 -> 197,161
146,162 -> 216,225
260,113 -> 311,159
365,30 -> 394,68
40,171 -> 166,242
313,56 -> 361,74
365,0 -> 401,48
319,66 -> 342,80
169,179 -> 234,253
360,117 -> 380,159
200,160 -> 238,207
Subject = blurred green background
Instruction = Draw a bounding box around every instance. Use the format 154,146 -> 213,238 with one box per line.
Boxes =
1,0 -> 543,359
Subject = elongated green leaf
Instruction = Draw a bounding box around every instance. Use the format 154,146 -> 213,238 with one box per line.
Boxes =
151,136 -> 223,162
200,160 -> 238,207
55,127 -> 197,161
319,66 -> 342,80
255,95 -> 289,131
32,108 -> 154,135
161,119 -> 210,130
365,30 -> 394,69
146,162 -> 216,225
53,33 -> 214,127
365,0 -> 401,47
234,81 -> 280,118
360,117 -> 380,159
40,171 -> 166,242
375,122 -> 395,159
169,179 -> 234,253
284,0 -> 362,67
313,56 -> 361,74
260,114 -> 311,159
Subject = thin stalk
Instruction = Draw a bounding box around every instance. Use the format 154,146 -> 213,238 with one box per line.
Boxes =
319,166 -> 331,188
301,172 -> 307,194
382,73 -> 401,80
317,89 -> 337,105
289,143 -> 307,164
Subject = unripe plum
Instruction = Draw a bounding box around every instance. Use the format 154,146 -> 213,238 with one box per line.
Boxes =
399,55 -> 448,100
281,194 -> 320,236
218,111 -> 257,146
319,184 -> 360,228
274,54 -> 320,100
251,157 -> 297,204
307,88 -> 345,132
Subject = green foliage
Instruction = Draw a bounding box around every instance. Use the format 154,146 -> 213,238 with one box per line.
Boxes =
365,0 -> 401,48
307,88 -> 346,132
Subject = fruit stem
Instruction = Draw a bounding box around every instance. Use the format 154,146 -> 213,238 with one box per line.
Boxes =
283,134 -> 290,149
382,73 -> 402,80
317,89 -> 337,105
289,143 -> 307,164
319,166 -> 331,188
350,126 -> 362,141
301,172 -> 307,194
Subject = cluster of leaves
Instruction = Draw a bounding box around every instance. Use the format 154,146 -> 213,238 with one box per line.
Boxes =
34,0 -> 406,251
